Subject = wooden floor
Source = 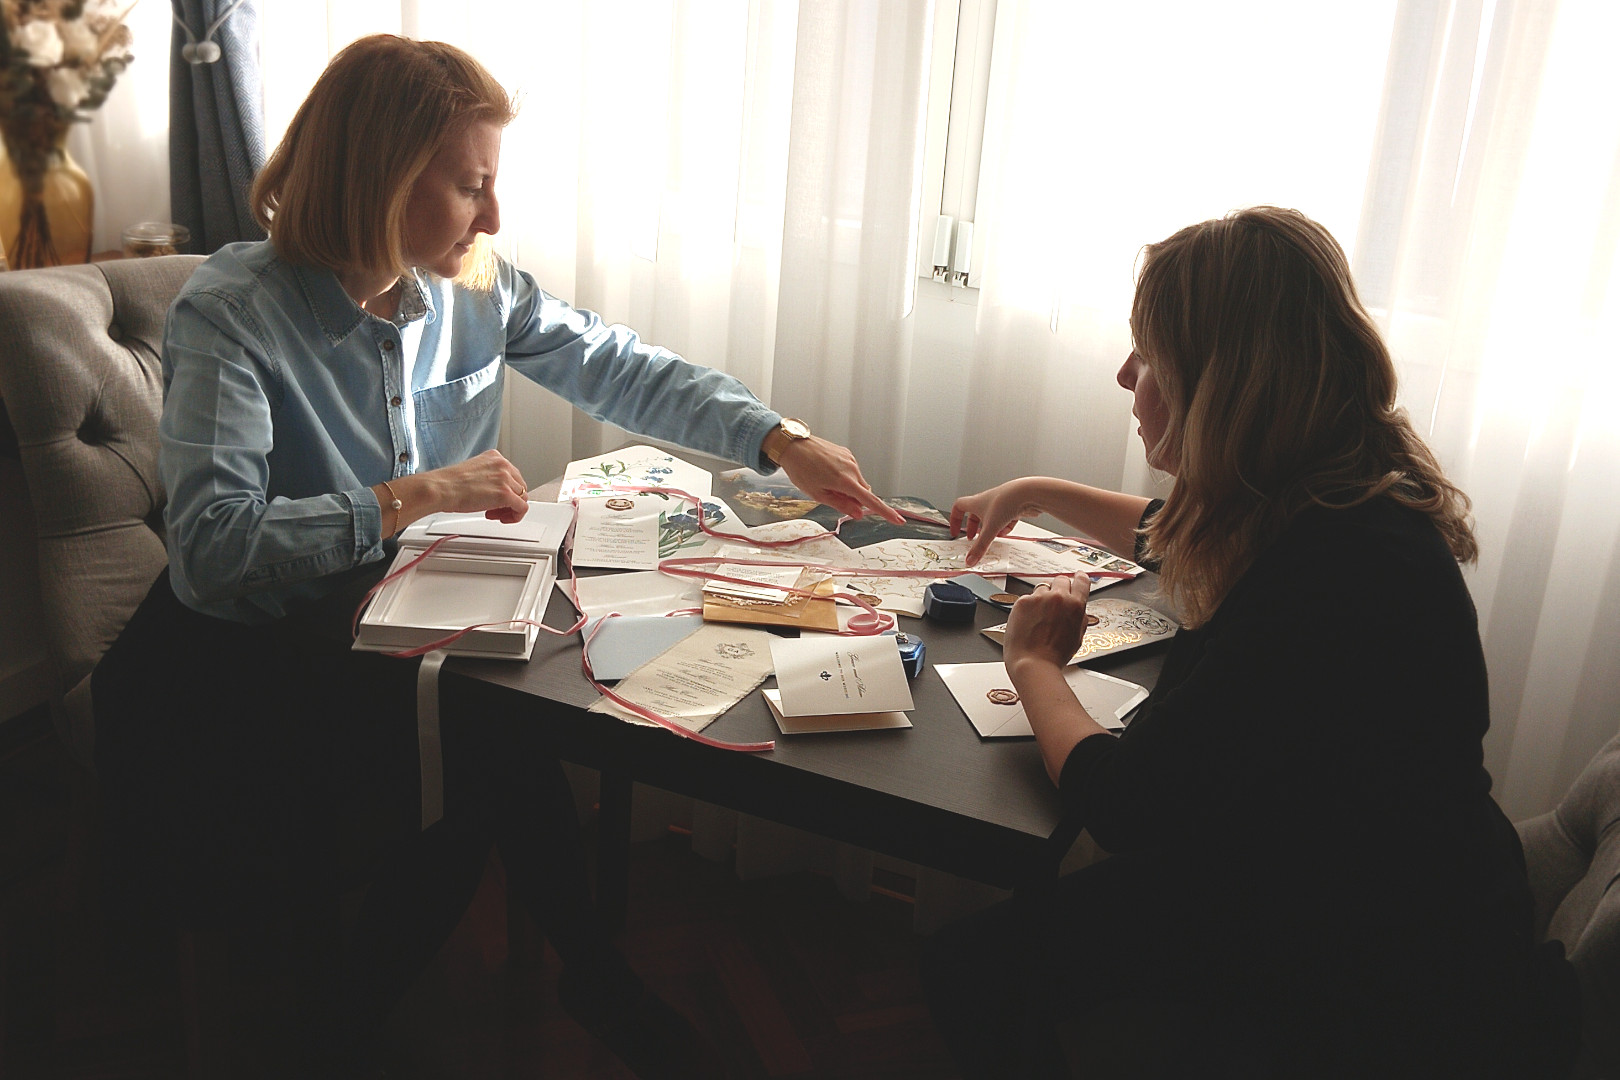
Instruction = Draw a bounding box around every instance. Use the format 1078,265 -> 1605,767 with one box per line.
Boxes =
0,709 -> 961,1079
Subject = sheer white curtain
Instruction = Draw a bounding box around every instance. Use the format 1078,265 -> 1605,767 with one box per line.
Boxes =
964,0 -> 1620,820
260,0 -> 929,495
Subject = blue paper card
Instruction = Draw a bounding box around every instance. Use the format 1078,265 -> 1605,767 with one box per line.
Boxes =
583,614 -> 705,681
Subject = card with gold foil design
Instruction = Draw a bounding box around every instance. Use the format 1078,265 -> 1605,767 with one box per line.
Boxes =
980,597 -> 1178,664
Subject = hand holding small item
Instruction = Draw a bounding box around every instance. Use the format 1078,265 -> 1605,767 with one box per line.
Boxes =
374,449 -> 530,535
1002,572 -> 1094,676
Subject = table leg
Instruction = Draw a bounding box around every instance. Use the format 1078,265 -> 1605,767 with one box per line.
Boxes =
596,770 -> 632,931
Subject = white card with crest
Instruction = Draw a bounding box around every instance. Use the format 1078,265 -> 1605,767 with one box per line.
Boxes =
768,634 -> 914,717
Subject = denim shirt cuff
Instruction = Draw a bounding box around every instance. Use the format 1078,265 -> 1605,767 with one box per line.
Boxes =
348,487 -> 385,561
740,405 -> 785,474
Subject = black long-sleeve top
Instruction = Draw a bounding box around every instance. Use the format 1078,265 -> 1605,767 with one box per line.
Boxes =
1059,496 -> 1544,1055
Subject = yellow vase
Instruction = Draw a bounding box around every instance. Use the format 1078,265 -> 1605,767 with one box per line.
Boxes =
0,133 -> 95,269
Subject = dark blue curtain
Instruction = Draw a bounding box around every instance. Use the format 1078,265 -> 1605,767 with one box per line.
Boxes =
169,0 -> 266,254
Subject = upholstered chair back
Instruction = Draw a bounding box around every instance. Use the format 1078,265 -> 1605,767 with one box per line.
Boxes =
1519,732 -> 1620,1079
0,256 -> 203,763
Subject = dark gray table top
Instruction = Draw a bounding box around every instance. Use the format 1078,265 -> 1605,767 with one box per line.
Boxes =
436,453 -> 1169,888
439,558 -> 1170,890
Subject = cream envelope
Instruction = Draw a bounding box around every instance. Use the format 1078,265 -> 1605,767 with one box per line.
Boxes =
936,661 -> 1148,739
762,689 -> 912,734
768,634 -> 914,717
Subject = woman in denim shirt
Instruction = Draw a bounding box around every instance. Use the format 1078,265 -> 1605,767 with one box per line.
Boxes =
95,34 -> 896,1077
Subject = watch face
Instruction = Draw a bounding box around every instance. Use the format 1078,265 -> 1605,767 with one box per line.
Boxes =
781,417 -> 811,440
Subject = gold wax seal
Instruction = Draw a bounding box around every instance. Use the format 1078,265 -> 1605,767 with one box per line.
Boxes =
986,688 -> 1020,706
605,497 -> 635,511
989,592 -> 1019,604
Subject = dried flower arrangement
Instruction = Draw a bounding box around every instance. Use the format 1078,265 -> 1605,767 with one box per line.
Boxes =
1,0 -> 135,266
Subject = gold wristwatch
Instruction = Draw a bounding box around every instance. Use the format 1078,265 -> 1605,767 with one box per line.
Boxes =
763,417 -> 811,465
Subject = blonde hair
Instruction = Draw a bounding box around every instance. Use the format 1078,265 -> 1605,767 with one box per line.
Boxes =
251,35 -> 514,286
1132,206 -> 1476,627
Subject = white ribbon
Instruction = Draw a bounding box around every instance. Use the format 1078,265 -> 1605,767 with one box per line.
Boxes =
415,649 -> 448,830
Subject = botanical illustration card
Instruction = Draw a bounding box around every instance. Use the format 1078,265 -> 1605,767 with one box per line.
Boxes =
655,495 -> 740,559
558,444 -> 714,502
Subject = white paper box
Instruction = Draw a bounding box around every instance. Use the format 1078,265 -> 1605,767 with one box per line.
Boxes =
354,502 -> 571,660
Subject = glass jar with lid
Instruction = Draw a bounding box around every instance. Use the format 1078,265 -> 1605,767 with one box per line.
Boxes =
122,222 -> 191,258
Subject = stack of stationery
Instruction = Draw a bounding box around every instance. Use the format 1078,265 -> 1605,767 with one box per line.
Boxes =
701,561 -> 840,631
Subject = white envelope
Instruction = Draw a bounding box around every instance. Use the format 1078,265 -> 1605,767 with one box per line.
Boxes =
571,570 -> 705,619
768,634 -> 915,717
558,444 -> 714,502
422,501 -> 575,549
936,661 -> 1148,739
762,689 -> 912,734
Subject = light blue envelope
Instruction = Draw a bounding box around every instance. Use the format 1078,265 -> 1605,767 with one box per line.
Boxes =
582,614 -> 706,681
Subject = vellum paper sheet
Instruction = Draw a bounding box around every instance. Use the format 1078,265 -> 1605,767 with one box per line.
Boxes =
589,623 -> 776,733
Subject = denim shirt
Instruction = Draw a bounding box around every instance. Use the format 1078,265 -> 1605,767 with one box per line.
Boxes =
160,241 -> 782,624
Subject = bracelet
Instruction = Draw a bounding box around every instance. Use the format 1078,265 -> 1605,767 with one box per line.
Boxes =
379,478 -> 403,537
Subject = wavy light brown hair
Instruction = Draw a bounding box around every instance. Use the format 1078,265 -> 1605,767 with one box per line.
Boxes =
1132,206 -> 1476,628
251,35 -> 514,286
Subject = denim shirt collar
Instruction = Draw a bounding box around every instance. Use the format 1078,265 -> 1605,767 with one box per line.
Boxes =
291,262 -> 437,342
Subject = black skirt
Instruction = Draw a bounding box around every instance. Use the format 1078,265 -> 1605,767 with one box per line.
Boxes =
92,562 -> 421,926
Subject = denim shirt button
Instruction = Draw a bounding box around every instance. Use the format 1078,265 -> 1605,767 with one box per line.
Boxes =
398,451 -> 410,463
390,396 -> 402,407
382,340 -> 396,352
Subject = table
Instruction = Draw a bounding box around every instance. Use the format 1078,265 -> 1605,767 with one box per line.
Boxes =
436,480 -> 1171,923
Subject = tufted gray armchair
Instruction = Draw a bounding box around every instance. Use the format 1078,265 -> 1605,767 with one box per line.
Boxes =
0,256 -> 203,766
1519,733 -> 1620,1079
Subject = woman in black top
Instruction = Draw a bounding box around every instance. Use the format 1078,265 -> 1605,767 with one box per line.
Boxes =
925,206 -> 1578,1077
